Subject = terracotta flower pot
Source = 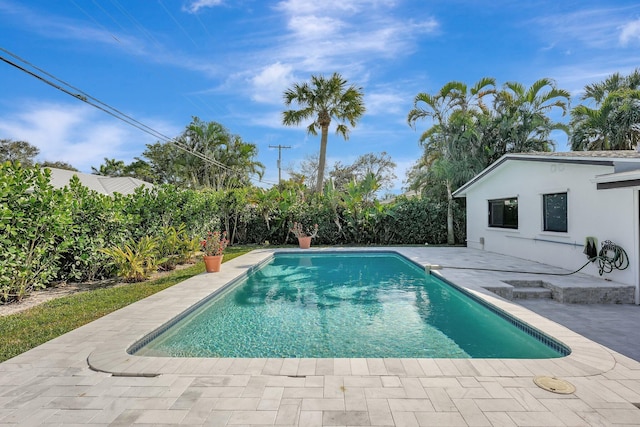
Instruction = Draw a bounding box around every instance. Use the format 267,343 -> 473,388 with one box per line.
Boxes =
203,254 -> 223,272
297,236 -> 312,249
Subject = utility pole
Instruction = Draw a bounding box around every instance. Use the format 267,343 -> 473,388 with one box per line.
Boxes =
269,144 -> 291,185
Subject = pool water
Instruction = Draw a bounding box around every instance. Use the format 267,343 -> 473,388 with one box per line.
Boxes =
135,252 -> 567,358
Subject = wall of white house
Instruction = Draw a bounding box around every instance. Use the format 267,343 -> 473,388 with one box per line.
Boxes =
464,160 -> 637,289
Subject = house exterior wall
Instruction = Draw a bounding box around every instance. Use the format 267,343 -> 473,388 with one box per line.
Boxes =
464,160 -> 637,287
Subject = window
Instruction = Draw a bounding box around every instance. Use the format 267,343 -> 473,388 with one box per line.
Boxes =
543,192 -> 567,232
488,198 -> 518,229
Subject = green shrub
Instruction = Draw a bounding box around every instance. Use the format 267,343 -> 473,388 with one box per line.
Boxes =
0,163 -> 73,302
56,176 -> 129,282
100,236 -> 164,282
156,224 -> 198,270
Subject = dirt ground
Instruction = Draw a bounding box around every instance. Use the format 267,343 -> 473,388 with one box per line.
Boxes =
0,263 -> 196,317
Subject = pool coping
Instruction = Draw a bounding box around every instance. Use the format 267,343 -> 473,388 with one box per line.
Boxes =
87,247 -> 618,379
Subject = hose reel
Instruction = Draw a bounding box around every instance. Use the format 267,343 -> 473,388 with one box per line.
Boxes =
585,238 -> 629,276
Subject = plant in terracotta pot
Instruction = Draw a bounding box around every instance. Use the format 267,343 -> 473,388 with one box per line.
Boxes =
200,230 -> 229,272
289,222 -> 319,249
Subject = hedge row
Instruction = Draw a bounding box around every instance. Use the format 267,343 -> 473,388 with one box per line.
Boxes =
0,163 -> 465,302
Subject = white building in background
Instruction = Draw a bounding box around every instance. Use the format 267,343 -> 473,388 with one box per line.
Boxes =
453,151 -> 640,304
46,167 -> 153,196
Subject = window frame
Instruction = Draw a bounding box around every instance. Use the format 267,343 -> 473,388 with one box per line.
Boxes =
488,197 -> 518,229
542,192 -> 568,233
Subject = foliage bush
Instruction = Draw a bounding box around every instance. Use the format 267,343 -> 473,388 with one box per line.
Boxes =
0,163 -> 466,303
56,176 -> 128,282
0,163 -> 73,302
100,236 -> 163,282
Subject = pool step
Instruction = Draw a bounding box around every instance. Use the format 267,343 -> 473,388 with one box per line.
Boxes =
512,287 -> 553,300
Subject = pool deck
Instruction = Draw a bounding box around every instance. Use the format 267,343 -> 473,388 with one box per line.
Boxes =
1,247 -> 640,426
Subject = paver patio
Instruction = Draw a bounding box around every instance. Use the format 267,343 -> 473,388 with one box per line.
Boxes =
1,247 -> 640,426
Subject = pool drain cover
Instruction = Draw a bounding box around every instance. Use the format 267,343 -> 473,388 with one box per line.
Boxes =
533,376 -> 576,394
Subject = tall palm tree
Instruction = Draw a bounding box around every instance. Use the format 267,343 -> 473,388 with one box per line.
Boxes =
407,78 -> 495,244
282,72 -> 366,193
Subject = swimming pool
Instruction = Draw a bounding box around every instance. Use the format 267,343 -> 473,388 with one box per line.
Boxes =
133,252 -> 569,359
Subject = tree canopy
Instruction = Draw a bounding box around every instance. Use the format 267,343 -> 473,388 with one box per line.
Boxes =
407,77 -> 571,244
570,69 -> 640,151
0,139 -> 40,166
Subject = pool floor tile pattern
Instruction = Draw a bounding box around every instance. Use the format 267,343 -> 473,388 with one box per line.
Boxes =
2,247 -> 640,426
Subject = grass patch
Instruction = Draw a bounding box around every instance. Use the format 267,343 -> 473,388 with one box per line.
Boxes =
0,245 -> 254,363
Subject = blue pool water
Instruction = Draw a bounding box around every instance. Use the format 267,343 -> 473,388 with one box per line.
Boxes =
134,252 -> 568,358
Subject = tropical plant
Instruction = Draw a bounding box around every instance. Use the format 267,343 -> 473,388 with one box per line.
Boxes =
142,118 -> 265,190
282,72 -> 366,193
91,158 -> 126,177
492,78 -> 570,155
156,224 -> 196,270
99,236 -> 163,282
571,69 -> 640,151
407,78 -> 494,244
174,117 -> 265,190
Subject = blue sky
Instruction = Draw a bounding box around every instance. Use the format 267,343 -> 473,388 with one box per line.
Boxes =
1,0 -> 640,192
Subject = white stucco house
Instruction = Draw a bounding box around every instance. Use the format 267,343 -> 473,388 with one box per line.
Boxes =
46,167 -> 153,196
453,151 -> 640,304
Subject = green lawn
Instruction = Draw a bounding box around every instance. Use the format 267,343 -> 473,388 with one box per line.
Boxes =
0,246 -> 254,363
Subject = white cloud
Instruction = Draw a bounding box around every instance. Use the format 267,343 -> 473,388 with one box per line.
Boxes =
250,62 -> 295,104
0,101 -> 175,172
532,6 -> 640,49
410,18 -> 439,34
0,1 -> 223,79
183,0 -> 224,14
268,0 -> 439,74
620,19 -> 640,46
366,91 -> 406,116
287,15 -> 345,36
275,0 -> 396,15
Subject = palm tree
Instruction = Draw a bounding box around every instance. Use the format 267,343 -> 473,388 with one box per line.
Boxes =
493,78 -> 570,154
582,69 -> 640,104
571,70 -> 640,151
407,78 -> 495,244
174,117 -> 265,190
91,158 -> 126,177
282,72 -> 366,193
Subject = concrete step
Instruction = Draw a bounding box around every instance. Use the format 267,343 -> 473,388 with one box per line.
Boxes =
506,280 -> 547,289
512,287 -> 552,300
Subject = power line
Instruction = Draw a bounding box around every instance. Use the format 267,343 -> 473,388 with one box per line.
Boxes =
0,47 -> 277,185
158,0 -> 199,48
69,0 -> 121,43
108,0 -> 162,49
